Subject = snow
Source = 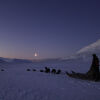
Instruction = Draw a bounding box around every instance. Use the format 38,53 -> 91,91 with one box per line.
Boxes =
0,59 -> 100,100
63,39 -> 100,60
1,39 -> 100,100
77,39 -> 100,55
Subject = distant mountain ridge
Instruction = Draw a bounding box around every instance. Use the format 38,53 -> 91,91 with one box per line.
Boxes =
0,57 -> 7,63
0,57 -> 13,62
0,57 -> 32,63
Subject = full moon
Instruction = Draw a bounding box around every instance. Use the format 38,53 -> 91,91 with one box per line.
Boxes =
34,52 -> 38,57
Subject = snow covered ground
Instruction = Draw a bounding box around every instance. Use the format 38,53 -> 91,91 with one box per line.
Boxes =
0,59 -> 100,100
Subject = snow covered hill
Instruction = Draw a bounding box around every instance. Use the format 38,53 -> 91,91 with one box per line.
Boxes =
0,57 -> 33,63
65,39 -> 100,60
77,39 -> 100,56
0,57 -> 7,63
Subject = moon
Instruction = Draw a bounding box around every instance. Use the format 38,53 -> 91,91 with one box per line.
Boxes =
34,52 -> 38,57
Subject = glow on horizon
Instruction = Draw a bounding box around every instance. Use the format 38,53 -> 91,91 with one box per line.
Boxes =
34,52 -> 38,57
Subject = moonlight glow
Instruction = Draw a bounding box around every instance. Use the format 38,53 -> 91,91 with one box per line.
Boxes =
34,53 -> 38,57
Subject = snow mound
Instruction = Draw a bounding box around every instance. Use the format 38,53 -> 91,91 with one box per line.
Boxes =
63,39 -> 100,61
77,39 -> 100,55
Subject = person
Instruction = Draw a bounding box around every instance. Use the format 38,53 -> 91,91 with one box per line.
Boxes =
87,54 -> 100,81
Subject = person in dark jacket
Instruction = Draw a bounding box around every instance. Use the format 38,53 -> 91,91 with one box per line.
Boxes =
87,54 -> 100,81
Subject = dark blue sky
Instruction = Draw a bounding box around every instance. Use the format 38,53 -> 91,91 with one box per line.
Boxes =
0,0 -> 100,59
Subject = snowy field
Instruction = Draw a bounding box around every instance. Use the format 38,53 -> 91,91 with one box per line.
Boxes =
0,59 -> 100,100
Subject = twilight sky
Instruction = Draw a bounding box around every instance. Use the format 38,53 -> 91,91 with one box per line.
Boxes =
0,0 -> 100,59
